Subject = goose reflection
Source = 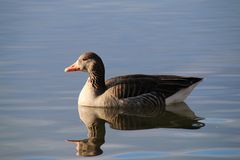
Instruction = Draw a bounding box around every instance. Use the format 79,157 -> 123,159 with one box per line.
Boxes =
67,102 -> 204,156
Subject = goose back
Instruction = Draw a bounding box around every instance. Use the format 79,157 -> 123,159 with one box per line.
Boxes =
105,74 -> 202,99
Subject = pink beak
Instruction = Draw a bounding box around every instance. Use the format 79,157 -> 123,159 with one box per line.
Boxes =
64,61 -> 80,72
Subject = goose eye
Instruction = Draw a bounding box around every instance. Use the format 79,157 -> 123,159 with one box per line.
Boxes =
82,57 -> 88,61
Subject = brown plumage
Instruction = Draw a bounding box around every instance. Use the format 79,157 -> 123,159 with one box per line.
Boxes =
105,74 -> 202,99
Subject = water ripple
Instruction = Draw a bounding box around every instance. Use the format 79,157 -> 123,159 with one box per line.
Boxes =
113,151 -> 170,159
186,148 -> 240,158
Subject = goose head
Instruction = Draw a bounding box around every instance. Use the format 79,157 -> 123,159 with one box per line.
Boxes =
65,52 -> 105,75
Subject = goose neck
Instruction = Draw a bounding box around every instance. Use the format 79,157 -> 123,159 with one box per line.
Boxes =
89,70 -> 106,93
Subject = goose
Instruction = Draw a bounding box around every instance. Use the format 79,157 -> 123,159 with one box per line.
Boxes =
64,52 -> 202,107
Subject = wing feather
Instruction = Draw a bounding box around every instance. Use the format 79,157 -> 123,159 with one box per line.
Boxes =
105,74 -> 202,99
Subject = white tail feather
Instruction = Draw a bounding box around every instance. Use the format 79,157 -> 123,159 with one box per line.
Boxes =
166,81 -> 201,105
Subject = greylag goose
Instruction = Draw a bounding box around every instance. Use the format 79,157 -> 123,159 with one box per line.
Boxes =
64,52 -> 202,107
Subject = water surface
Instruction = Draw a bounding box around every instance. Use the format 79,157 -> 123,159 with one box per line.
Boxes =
0,0 -> 240,159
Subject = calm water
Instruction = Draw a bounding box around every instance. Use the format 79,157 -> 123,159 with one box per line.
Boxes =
1,0 -> 240,159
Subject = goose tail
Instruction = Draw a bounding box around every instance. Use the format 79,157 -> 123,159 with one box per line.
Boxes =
166,77 -> 203,105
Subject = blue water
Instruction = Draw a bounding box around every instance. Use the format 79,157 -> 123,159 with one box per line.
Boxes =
0,0 -> 240,159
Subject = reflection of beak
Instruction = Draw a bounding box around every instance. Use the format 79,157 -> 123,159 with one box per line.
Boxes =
65,139 -> 80,144
64,61 -> 80,72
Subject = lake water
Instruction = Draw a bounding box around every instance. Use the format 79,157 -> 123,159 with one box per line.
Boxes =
0,0 -> 240,159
